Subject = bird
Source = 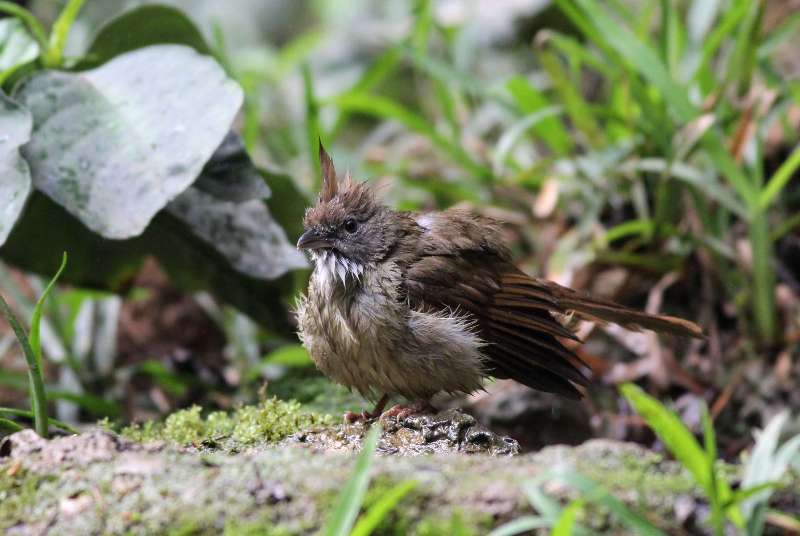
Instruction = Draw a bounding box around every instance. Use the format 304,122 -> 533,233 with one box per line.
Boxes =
295,146 -> 704,422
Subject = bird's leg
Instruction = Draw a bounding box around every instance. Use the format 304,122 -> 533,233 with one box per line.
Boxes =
344,394 -> 390,424
379,400 -> 435,422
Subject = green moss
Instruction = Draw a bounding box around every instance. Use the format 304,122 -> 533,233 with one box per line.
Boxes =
118,398 -> 334,449
0,467 -> 53,530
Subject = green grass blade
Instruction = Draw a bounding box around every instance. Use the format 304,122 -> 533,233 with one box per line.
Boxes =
569,0 -> 696,122
332,92 -> 491,182
748,210 -> 776,344
620,384 -> 710,492
537,46 -> 603,146
506,75 -> 572,155
45,0 -> 85,67
758,144 -> 800,211
621,384 -> 743,527
350,480 -> 417,536
550,471 -> 667,536
330,46 -> 401,138
552,499 -> 585,536
758,11 -> 800,60
323,425 -> 382,536
0,407 -> 79,434
29,252 -> 67,371
487,516 -> 551,536
0,292 -> 48,438
521,478 -> 563,521
0,417 -> 24,434
302,63 -> 322,190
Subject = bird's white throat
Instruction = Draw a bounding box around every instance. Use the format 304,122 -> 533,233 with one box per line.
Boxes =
310,250 -> 364,286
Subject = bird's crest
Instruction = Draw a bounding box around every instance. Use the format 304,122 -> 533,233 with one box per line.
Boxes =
319,143 -> 338,202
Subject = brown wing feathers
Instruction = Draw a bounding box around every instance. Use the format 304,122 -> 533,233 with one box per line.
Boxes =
405,210 -> 703,399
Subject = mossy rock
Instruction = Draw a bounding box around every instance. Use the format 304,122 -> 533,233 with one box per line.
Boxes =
1,426 -> 709,535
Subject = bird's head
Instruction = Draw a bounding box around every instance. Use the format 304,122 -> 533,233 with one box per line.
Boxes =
298,145 -> 398,279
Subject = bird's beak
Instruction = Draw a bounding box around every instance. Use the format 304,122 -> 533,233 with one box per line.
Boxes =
297,229 -> 333,250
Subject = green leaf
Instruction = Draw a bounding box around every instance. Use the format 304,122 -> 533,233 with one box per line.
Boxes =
758,144 -> 800,211
44,0 -> 85,67
14,44 -> 242,239
486,516 -> 551,536
166,187 -> 306,280
0,417 -> 23,434
350,480 -> 418,536
565,0 -> 697,122
83,3 -> 211,68
621,384 -> 743,527
0,92 -> 32,246
741,411 -> 800,525
0,286 -> 48,437
324,425 -> 382,536
1,192 -> 299,335
0,17 -> 38,82
262,344 -> 312,368
506,76 -> 572,155
195,132 -> 271,203
548,471 -> 667,536
332,92 -> 491,182
552,499 -> 585,536
0,406 -> 78,434
620,384 -> 712,492
29,252 -> 67,371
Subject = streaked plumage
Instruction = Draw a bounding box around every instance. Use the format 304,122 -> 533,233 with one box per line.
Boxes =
296,147 -> 703,410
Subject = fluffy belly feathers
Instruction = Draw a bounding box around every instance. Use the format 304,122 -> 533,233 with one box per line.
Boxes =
296,263 -> 486,400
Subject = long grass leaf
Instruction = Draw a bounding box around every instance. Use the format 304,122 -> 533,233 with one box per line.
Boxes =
29,252 -> 67,371
487,516 -> 551,536
506,76 -> 571,155
0,407 -> 79,434
621,384 -> 743,527
0,417 -> 24,433
570,0 -> 696,122
323,425 -> 382,536
0,293 -> 48,437
549,471 -> 667,536
621,384 -> 711,493
332,92 -> 491,181
302,63 -> 322,190
758,144 -> 800,211
350,480 -> 417,536
552,499 -> 585,536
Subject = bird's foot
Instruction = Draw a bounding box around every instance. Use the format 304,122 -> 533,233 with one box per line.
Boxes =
379,401 -> 434,423
343,410 -> 377,424
343,395 -> 390,424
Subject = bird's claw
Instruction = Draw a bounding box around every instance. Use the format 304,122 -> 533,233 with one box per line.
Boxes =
343,410 -> 378,424
378,402 -> 432,423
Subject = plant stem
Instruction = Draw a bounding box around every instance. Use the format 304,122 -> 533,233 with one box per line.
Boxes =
0,293 -> 48,438
748,209 -> 775,345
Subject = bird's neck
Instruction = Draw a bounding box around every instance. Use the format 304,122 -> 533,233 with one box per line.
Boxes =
311,250 -> 366,291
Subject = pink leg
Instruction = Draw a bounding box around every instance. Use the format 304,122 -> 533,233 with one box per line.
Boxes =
379,400 -> 435,422
344,394 -> 390,424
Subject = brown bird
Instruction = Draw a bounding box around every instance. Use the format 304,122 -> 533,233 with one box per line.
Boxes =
296,146 -> 703,422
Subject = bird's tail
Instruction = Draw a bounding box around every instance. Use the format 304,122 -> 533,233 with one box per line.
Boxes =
549,282 -> 705,339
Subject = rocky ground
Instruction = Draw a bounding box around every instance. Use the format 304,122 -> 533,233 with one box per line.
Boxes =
0,402 -> 795,535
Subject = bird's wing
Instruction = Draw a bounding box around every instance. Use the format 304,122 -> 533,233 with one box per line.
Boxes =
403,209 -> 589,398
403,209 -> 704,399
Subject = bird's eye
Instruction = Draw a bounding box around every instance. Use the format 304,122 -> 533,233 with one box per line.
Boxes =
343,218 -> 358,233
